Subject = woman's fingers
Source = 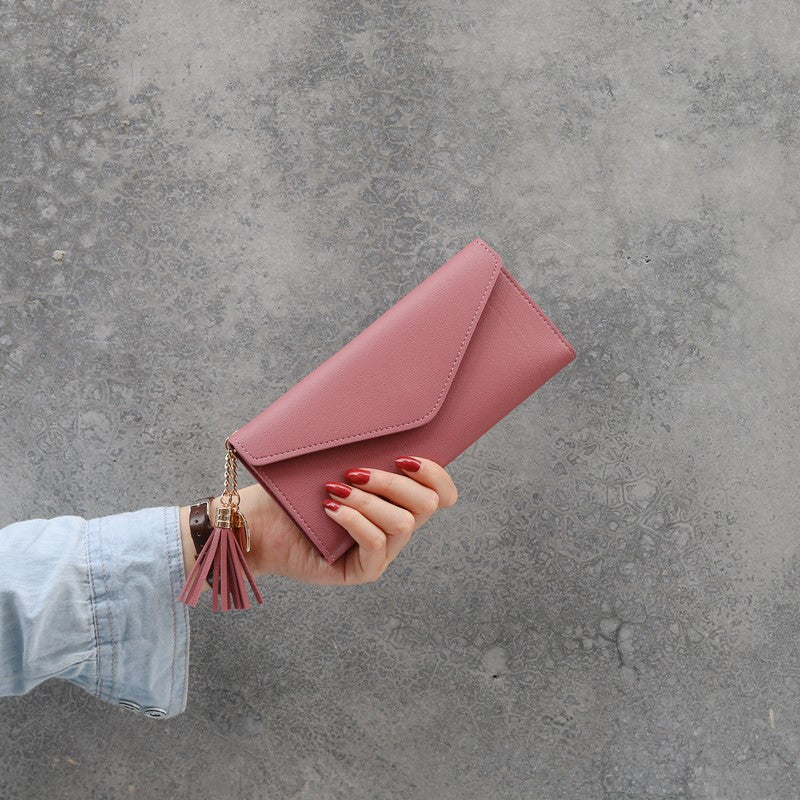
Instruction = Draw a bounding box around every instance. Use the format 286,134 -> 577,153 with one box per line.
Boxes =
392,456 -> 459,509
325,482 -> 416,540
322,500 -> 394,583
338,458 -> 457,519
322,457 -> 459,580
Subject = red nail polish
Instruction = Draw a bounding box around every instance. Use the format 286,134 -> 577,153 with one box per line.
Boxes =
325,482 -> 352,498
323,499 -> 341,512
395,456 -> 421,472
344,468 -> 370,485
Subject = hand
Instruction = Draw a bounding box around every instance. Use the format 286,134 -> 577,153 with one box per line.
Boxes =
180,456 -> 458,589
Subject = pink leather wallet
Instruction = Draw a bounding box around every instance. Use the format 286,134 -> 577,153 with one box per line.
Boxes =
226,237 -> 577,564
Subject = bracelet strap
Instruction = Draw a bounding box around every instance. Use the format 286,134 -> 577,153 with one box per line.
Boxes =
189,497 -> 216,588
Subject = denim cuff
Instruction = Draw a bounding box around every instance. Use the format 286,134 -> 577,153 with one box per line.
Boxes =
85,505 -> 190,719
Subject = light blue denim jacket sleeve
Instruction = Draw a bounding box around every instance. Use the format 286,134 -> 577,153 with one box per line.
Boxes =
0,505 -> 190,720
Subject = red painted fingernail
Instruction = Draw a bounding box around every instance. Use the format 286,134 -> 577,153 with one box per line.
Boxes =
325,482 -> 352,498
323,499 -> 341,512
395,456 -> 421,472
344,468 -> 370,485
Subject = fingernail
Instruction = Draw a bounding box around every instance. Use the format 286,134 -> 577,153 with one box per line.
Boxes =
344,468 -> 370,485
395,456 -> 421,472
325,481 -> 352,498
323,499 -> 341,512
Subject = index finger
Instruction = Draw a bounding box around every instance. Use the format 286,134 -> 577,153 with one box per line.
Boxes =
393,456 -> 459,508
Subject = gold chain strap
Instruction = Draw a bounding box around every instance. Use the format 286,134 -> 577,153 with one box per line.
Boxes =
220,444 -> 241,513
213,443 -> 250,552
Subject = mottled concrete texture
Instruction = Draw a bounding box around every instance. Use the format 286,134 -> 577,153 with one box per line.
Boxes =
1,0 -> 799,797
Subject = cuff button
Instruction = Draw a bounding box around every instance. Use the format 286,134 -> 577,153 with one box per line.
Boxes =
143,707 -> 167,718
118,699 -> 141,712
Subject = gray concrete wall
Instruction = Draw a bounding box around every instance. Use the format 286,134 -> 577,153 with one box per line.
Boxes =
1,1 -> 799,798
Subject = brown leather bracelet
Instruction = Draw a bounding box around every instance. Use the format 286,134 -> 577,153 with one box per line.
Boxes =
189,497 -> 216,588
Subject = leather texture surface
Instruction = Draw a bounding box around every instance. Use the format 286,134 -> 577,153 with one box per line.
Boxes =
227,238 -> 577,563
188,497 -> 217,588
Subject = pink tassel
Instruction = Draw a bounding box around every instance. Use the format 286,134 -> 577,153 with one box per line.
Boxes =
178,525 -> 264,612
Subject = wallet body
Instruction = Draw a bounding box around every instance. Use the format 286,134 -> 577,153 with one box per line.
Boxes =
226,238 -> 577,564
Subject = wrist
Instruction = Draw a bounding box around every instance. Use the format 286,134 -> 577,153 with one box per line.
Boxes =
179,498 -> 217,593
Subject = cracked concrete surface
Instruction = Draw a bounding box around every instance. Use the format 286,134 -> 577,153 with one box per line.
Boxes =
1,0 -> 800,798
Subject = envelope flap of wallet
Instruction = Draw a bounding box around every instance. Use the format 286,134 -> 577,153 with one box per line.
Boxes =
227,238 -> 503,466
